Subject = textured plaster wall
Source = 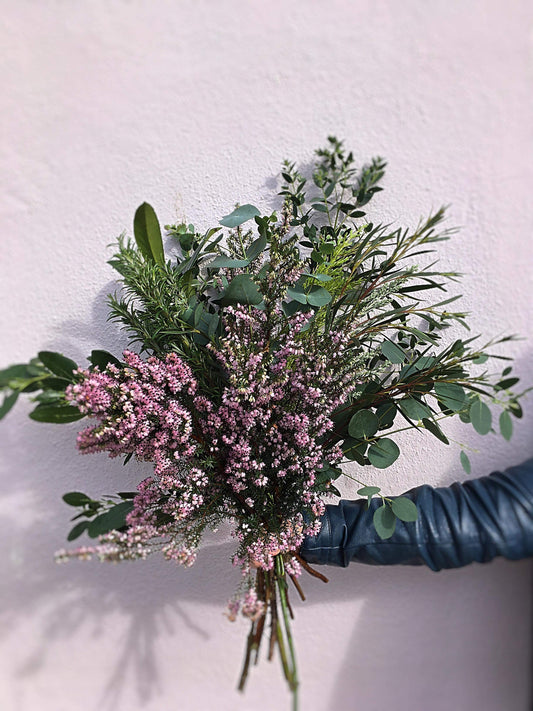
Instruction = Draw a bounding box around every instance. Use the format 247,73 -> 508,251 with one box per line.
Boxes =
1,2 -> 532,710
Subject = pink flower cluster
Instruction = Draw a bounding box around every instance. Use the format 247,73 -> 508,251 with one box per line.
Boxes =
197,305 -> 357,568
62,306 -> 358,577
67,350 -> 198,475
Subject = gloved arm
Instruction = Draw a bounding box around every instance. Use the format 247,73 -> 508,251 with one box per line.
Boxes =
300,459 -> 533,571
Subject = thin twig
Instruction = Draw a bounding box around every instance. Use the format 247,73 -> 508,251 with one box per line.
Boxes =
295,553 -> 329,583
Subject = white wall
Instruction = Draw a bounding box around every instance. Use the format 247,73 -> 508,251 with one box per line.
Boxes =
1,2 -> 532,710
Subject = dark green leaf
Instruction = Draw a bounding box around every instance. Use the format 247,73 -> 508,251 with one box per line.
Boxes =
87,501 -> 134,538
398,397 -> 431,422
29,404 -> 85,424
381,340 -> 406,364
133,202 -> 165,265
508,400 -> 523,419
0,364 -> 38,388
245,234 -> 268,261
434,382 -> 466,412
221,274 -> 263,306
373,505 -> 396,539
342,438 -> 368,464
422,418 -> 449,444
494,377 -> 519,391
499,410 -> 513,441
348,410 -> 379,439
89,350 -> 122,370
0,391 -> 18,420
375,401 -> 397,429
118,491 -> 137,499
67,521 -> 90,541
460,451 -> 471,474
63,492 -> 93,507
367,438 -> 400,468
38,351 -> 78,381
219,204 -> 260,228
40,377 -> 71,391
469,399 -> 492,435
391,497 -> 418,522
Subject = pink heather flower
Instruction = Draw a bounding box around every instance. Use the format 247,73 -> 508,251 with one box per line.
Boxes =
241,588 -> 265,621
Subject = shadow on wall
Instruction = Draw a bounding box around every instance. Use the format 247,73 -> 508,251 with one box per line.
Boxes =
1,266 -> 532,710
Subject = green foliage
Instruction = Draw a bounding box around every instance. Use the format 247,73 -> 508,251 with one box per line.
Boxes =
219,204 -> 260,228
373,504 -> 396,539
133,202 -> 165,265
1,136 -> 528,543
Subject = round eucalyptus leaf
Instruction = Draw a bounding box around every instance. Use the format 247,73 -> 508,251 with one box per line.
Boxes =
367,438 -> 400,469
391,497 -> 418,522
348,410 -> 379,439
434,382 -> 466,412
373,505 -> 396,539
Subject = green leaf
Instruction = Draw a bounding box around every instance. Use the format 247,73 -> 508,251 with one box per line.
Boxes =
29,404 -> 85,424
460,450 -> 471,474
375,401 -> 397,429
508,400 -> 523,419
219,204 -> 260,228
306,285 -> 332,307
373,505 -> 396,539
88,350 -> 122,370
342,438 -> 368,464
0,364 -> 39,388
87,501 -> 134,538
469,399 -> 492,435
38,351 -> 78,381
245,234 -> 268,261
40,377 -> 71,391
133,202 -> 165,265
209,254 -> 250,269
287,285 -> 308,304
302,272 -> 333,282
221,274 -> 263,306
67,521 -> 90,541
0,391 -> 18,420
367,438 -> 400,469
434,382 -> 466,412
381,340 -> 406,364
348,410 -> 379,439
398,397 -> 431,422
422,418 -> 449,444
473,354 -> 488,364
391,497 -> 418,522
357,486 -> 381,497
499,410 -> 513,441
494,377 -> 519,391
63,492 -> 92,507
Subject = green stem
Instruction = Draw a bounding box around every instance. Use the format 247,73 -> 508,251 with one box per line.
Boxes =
275,555 -> 299,710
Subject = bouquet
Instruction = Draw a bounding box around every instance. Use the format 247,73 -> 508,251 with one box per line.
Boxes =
1,138 -> 525,710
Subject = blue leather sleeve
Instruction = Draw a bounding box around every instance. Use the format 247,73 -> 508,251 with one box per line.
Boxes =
300,459 -> 533,570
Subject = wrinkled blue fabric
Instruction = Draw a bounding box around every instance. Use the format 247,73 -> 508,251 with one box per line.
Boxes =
300,459 -> 533,570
